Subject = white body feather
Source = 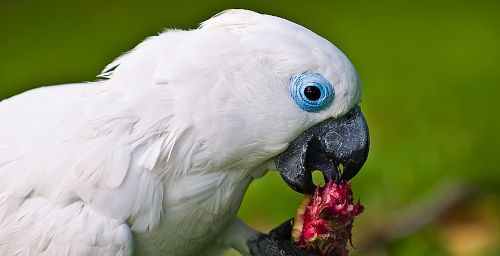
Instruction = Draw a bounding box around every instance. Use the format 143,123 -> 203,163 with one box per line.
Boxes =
0,10 -> 360,256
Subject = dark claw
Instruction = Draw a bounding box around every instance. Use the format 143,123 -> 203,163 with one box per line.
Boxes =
248,219 -> 317,256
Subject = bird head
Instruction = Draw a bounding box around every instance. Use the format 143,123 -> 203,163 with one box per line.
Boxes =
102,9 -> 369,194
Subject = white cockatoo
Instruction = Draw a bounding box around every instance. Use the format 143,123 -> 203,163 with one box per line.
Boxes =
0,9 -> 369,256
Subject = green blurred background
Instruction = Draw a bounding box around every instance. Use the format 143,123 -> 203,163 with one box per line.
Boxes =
1,0 -> 499,255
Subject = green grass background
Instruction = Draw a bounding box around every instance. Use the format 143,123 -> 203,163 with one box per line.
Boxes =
1,0 -> 499,255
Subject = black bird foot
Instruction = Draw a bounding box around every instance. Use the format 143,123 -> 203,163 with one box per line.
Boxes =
247,219 -> 317,256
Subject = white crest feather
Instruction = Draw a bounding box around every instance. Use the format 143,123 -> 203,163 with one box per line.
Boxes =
199,9 -> 260,30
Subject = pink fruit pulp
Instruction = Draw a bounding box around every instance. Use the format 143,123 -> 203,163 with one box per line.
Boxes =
292,181 -> 364,256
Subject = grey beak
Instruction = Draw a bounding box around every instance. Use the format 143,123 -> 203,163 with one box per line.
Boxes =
273,106 -> 369,194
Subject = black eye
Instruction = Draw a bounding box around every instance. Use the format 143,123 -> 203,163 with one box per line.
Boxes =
304,86 -> 321,101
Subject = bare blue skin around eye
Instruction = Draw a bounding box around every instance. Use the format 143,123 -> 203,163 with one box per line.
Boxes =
289,73 -> 335,113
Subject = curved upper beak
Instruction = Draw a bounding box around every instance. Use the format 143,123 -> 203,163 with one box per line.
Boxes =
273,106 -> 370,194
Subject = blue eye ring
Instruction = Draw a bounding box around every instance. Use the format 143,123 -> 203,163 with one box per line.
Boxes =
290,73 -> 335,113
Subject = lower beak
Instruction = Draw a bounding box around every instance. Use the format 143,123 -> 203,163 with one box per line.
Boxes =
273,106 -> 369,194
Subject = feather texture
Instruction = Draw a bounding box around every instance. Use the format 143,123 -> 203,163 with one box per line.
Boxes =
0,9 -> 361,256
